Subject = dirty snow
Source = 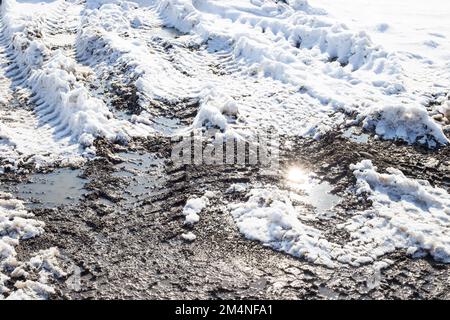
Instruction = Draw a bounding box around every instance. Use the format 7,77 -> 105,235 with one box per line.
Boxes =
0,193 -> 63,300
229,187 -> 341,267
0,0 -> 449,277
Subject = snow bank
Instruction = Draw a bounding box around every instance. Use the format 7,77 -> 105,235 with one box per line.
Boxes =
0,193 -> 63,300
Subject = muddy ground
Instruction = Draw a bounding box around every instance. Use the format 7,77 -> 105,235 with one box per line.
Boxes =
0,0 -> 449,301
1,127 -> 449,300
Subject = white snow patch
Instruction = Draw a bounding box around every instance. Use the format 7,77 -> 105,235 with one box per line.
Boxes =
0,193 -> 63,299
346,160 -> 450,263
229,187 -> 339,268
226,183 -> 248,194
182,195 -> 209,225
229,161 -> 450,267
181,232 -> 197,242
361,104 -> 448,147
151,0 -> 449,145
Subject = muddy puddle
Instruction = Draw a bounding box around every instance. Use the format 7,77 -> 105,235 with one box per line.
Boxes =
113,151 -> 165,205
14,168 -> 87,208
149,116 -> 184,135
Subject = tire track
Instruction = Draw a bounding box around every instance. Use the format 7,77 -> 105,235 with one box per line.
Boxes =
0,0 -> 151,173
0,12 -> 81,172
77,2 -> 342,138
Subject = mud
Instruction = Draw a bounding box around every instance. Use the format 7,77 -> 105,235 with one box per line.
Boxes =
2,129 -> 448,300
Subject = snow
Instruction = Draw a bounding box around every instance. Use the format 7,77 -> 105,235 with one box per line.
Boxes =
0,0 -> 152,172
182,196 -> 209,225
229,161 -> 450,267
229,187 -> 339,267
181,232 -> 197,242
310,0 -> 450,65
226,183 -> 248,194
0,193 -> 63,299
0,0 -> 449,275
150,0 -> 449,145
1,0 -> 134,147
348,160 -> 450,263
1,0 -> 449,174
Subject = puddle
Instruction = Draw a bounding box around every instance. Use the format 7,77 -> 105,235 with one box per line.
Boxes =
287,167 -> 341,215
342,127 -> 369,144
150,116 -> 184,135
15,168 -> 87,208
113,152 -> 165,204
318,285 -> 340,299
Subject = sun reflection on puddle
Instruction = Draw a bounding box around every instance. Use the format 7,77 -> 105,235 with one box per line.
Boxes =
285,166 -> 341,215
287,167 -> 308,184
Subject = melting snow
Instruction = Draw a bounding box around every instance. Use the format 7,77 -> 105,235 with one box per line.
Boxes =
0,193 -> 63,300
75,0 -> 450,145
229,161 -> 450,267
1,0 -> 450,274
